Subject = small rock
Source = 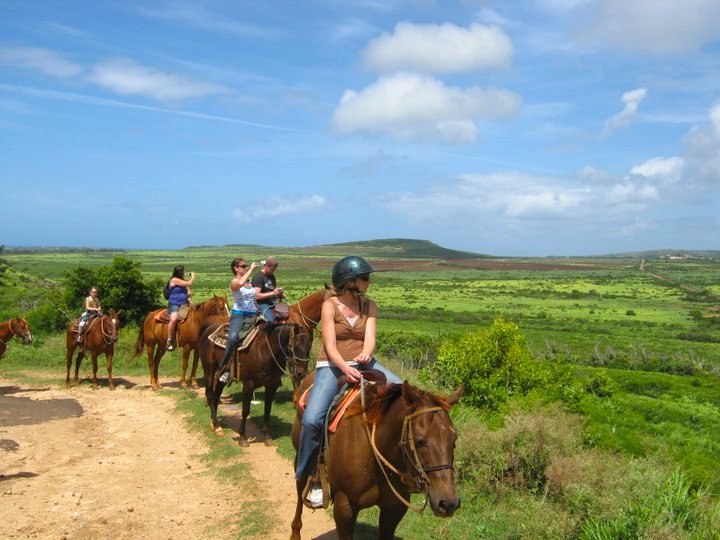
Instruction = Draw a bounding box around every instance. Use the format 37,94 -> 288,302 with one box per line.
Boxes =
127,506 -> 134,513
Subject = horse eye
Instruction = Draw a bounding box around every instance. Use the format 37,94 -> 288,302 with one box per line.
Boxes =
414,438 -> 426,448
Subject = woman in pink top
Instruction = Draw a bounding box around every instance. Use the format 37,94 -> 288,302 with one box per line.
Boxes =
295,255 -> 401,508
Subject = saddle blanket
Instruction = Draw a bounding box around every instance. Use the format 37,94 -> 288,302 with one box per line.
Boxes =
206,321 -> 261,352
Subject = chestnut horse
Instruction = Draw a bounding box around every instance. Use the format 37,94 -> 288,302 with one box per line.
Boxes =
0,317 -> 33,360
290,378 -> 462,540
65,310 -> 122,389
199,289 -> 324,447
132,295 -> 229,390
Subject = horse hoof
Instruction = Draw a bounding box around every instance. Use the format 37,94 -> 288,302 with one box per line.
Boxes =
264,438 -> 275,447
191,381 -> 199,389
214,427 -> 225,437
238,438 -> 250,448
180,381 -> 187,389
109,384 -> 116,391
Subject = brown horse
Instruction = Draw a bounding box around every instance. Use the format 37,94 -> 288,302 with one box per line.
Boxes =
132,295 -> 228,390
0,317 -> 33,360
199,289 -> 325,447
65,310 -> 122,389
290,378 -> 462,540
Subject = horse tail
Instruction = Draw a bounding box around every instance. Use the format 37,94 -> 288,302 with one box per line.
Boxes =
132,323 -> 145,359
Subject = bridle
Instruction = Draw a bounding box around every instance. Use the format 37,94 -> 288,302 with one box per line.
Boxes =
10,318 -> 32,344
263,322 -> 312,376
360,379 -> 454,513
95,315 -> 119,346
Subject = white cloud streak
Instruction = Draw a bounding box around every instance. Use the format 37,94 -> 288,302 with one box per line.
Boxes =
87,58 -> 229,101
332,72 -> 521,143
362,22 -> 513,74
232,195 -> 326,222
0,46 -> 83,78
602,87 -> 647,137
0,83 -> 303,132
586,0 -> 720,53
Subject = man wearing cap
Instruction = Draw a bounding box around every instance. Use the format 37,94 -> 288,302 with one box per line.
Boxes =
252,257 -> 283,322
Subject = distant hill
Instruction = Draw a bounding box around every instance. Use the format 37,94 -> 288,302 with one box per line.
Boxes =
290,238 -> 491,259
594,249 -> 720,260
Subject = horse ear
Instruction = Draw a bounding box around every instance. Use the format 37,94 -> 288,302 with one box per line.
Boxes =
447,385 -> 463,406
402,380 -> 419,405
115,309 -> 123,319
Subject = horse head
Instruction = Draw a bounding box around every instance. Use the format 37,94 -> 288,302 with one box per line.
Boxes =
287,324 -> 313,392
105,310 -> 122,343
11,317 -> 33,345
400,382 -> 463,518
201,294 -> 229,317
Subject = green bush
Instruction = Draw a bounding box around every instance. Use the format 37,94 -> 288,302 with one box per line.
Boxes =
420,316 -> 545,409
584,372 -> 616,398
63,256 -> 163,325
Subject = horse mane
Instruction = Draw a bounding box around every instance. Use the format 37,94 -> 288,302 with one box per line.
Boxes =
345,383 -> 452,425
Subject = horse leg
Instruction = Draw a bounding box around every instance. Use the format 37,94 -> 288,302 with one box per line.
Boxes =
152,345 -> 165,390
290,477 -> 306,540
333,491 -> 359,540
262,382 -> 280,446
378,504 -> 408,540
106,350 -> 115,391
179,344 -> 190,388
238,381 -> 255,448
74,350 -> 84,386
205,373 -> 226,437
190,348 -> 200,389
146,343 -> 157,389
90,351 -> 99,389
65,342 -> 75,387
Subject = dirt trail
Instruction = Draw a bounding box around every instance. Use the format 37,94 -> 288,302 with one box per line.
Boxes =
0,375 -> 337,540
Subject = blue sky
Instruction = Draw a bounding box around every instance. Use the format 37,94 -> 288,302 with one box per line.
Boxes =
1,0 -> 719,256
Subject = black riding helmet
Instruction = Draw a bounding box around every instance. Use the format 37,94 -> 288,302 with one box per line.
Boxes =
331,256 -> 375,288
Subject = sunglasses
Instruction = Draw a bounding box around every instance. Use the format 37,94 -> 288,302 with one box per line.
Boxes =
237,264 -> 248,269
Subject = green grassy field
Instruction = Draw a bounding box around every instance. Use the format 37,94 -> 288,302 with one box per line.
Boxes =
2,242 -> 719,538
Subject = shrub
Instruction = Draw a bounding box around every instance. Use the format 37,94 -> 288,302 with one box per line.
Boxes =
626,310 -> 636,316
420,316 -> 545,409
63,256 -> 163,325
584,373 -> 616,398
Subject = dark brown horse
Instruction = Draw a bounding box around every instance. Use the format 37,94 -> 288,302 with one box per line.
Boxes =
199,289 -> 325,447
132,295 -> 228,390
0,317 -> 33,360
290,378 -> 462,540
65,310 -> 122,389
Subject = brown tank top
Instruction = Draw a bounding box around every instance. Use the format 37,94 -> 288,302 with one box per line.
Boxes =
317,297 -> 374,362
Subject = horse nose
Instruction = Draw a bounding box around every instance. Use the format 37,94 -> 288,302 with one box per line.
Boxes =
437,496 -> 460,517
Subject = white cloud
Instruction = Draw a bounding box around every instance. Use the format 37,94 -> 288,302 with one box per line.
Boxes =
683,104 -> 720,184
332,72 -> 521,143
0,46 -> 83,78
630,156 -> 684,184
87,58 -> 229,101
232,195 -> 325,223
362,22 -> 513,74
602,87 -> 647,137
586,0 -> 720,53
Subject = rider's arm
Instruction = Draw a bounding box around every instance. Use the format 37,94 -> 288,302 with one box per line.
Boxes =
358,301 -> 377,361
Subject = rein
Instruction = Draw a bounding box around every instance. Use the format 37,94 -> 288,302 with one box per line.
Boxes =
359,379 -> 451,513
92,316 -> 117,346
9,319 -> 32,344
263,323 -> 311,376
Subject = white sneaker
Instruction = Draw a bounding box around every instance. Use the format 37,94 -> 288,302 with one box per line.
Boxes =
306,487 -> 323,508
166,340 -> 174,351
219,371 -> 229,384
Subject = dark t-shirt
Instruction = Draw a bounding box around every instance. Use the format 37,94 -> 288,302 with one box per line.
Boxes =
252,272 -> 277,305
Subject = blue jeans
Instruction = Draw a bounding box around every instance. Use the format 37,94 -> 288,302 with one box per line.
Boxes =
259,303 -> 275,323
295,358 -> 402,479
219,313 -> 256,369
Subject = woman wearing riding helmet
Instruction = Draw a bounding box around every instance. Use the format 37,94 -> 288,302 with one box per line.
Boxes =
295,255 -> 402,508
